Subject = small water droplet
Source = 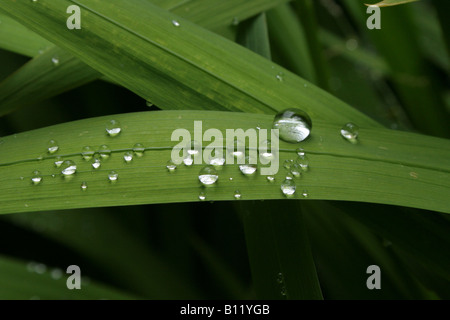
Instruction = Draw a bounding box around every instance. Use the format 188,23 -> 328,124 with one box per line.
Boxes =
187,140 -> 201,156
229,177 -> 233,181
51,56 -> 59,66
99,145 -> 111,159
123,151 -> 133,163
199,191 -> 206,201
61,160 -> 77,176
133,143 -> 145,157
92,157 -> 101,169
276,272 -> 284,284
183,154 -> 194,166
260,140 -> 274,161
231,16 -> 239,26
239,157 -> 257,176
285,173 -> 294,180
81,146 -> 95,161
340,123 -> 359,143
81,181 -> 88,191
281,287 -> 287,296
276,72 -> 284,82
266,175 -> 275,183
273,109 -> 312,143
172,20 -> 180,27
296,155 -> 309,171
146,101 -> 154,107
302,190 -> 309,198
166,160 -> 177,173
234,190 -> 242,200
108,171 -> 119,182
31,0 -> 38,3
296,147 -> 305,157
198,166 -> 219,185
290,164 -> 302,178
281,179 -> 296,196
283,159 -> 294,170
228,139 -> 245,160
31,170 -> 42,185
47,139 -> 59,154
54,156 -> 63,168
106,120 -> 121,137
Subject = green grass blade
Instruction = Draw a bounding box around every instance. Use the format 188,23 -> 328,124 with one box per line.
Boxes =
0,110 -> 448,215
0,254 -> 138,299
365,0 -> 418,7
242,201 -> 323,299
0,0 -> 380,126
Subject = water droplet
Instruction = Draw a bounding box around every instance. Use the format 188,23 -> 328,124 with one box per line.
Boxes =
229,177 -> 233,181
50,268 -> 63,280
239,157 -> 257,176
290,164 -> 302,178
146,101 -> 154,107
340,123 -> 359,143
106,119 -> 121,137
187,140 -> 201,156
81,146 -> 95,161
198,166 -> 218,185
183,154 -> 194,166
54,156 -> 63,168
276,272 -> 284,284
281,287 -> 287,296
276,72 -> 284,82
172,20 -> 180,27
199,191 -> 206,201
31,170 -> 42,185
123,151 -> 133,163
92,157 -> 101,169
133,143 -> 145,157
51,56 -> 59,66
296,155 -> 309,171
61,160 -> 77,176
260,140 -> 275,161
31,0 -> 38,3
99,145 -> 111,159
231,16 -> 239,26
166,160 -> 177,173
208,155 -> 225,167
228,139 -> 245,160
283,159 -> 294,170
234,190 -> 242,200
108,171 -> 119,182
281,179 -> 296,196
273,108 -> 312,143
47,139 -> 59,154
81,181 -> 88,191
296,147 -> 305,157
267,175 -> 275,183
285,173 -> 294,180
302,190 -> 309,198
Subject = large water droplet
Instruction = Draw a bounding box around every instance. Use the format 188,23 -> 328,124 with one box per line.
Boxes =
99,145 -> 111,159
108,171 -> 119,182
296,155 -> 309,171
281,179 -> 296,196
61,160 -> 77,176
166,160 -> 177,173
273,108 -> 312,143
123,151 -> 133,163
340,122 -> 359,143
106,120 -> 122,137
81,181 -> 88,191
31,170 -> 42,185
133,143 -> 145,157
81,146 -> 95,161
198,166 -> 218,185
47,139 -> 59,154
234,190 -> 242,200
239,157 -> 257,176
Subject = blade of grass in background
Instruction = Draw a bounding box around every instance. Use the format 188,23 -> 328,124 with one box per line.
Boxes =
0,254 -> 138,299
237,13 -> 322,300
432,0 -> 450,58
0,0 -> 380,127
342,0 -> 450,138
0,110 -> 449,215
0,0 -> 290,117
